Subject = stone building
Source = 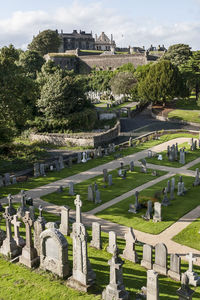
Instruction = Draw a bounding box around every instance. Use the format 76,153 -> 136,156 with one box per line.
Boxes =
95,32 -> 116,51
58,30 -> 95,52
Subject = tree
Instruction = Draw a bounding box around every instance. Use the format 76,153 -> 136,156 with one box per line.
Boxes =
18,50 -> 45,79
110,71 -> 137,95
163,44 -> 192,67
137,60 -> 188,105
88,69 -> 114,92
28,30 -> 61,56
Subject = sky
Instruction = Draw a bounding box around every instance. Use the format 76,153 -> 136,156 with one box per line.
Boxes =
1,0 -> 200,50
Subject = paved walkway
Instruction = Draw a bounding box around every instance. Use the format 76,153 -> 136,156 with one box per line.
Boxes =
2,137 -> 200,263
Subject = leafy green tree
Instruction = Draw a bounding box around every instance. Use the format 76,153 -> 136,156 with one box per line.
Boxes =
28,29 -> 61,56
110,72 -> 137,95
138,60 -> 188,105
116,63 -> 135,74
163,44 -> 192,67
18,50 -> 45,79
88,69 -> 114,91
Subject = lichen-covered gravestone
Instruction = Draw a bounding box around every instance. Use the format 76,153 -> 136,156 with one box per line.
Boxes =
122,227 -> 138,263
107,231 -> 117,255
11,215 -> 25,247
141,244 -> 153,270
168,254 -> 181,281
90,222 -> 102,250
102,246 -> 129,300
153,202 -> 162,222
40,225 -> 69,278
59,206 -> 70,236
153,243 -> 168,275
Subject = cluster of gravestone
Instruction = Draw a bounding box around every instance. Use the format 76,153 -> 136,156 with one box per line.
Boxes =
88,182 -> 101,204
0,173 -> 18,187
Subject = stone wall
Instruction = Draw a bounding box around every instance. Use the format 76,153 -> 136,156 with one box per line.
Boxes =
29,121 -> 120,148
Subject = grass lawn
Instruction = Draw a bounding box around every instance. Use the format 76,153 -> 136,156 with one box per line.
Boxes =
173,217 -> 200,251
168,109 -> 200,124
189,162 -> 200,171
97,175 -> 200,234
174,96 -> 198,110
41,166 -> 166,212
0,133 -> 197,199
0,207 -> 200,299
144,142 -> 200,168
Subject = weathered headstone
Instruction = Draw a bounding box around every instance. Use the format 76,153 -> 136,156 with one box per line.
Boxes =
40,226 -> 70,278
75,195 -> 82,223
107,231 -> 117,254
168,254 -> 181,281
95,189 -> 101,204
7,194 -> 17,216
88,185 -> 94,202
103,169 -> 108,183
94,182 -> 98,191
185,252 -> 200,286
11,215 -> 25,247
102,246 -> 129,300
0,207 -> 21,258
179,149 -> 185,165
59,155 -> 65,169
143,201 -> 152,220
193,168 -> 200,186
69,181 -> 75,196
122,227 -> 138,263
12,176 -> 17,185
166,180 -> 171,193
162,187 -> 170,206
129,137 -> 133,147
19,211 -> 39,268
34,205 -> 46,256
82,152 -> 87,163
141,159 -> 147,173
0,175 -> 4,187
67,222 -> 96,292
130,161 -> 134,172
97,146 -> 102,157
68,156 -> 73,168
153,202 -> 162,222
148,150 -> 152,158
34,163 -> 40,177
77,152 -> 82,163
146,270 -> 159,300
4,173 -> 11,186
90,222 -> 101,250
177,273 -> 195,300
153,243 -> 168,275
59,206 -> 70,236
141,244 -> 153,270
177,182 -> 183,196
0,216 -> 6,246
17,190 -> 28,218
40,163 -> 46,176
108,174 -> 112,186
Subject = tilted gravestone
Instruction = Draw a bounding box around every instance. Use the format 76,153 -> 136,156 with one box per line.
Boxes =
0,207 -> 21,258
122,227 -> 138,263
168,254 -> 181,281
67,222 -> 96,292
146,270 -> 159,300
19,211 -> 39,268
141,244 -> 153,270
59,205 -> 70,236
34,205 -> 46,256
153,243 -> 168,275
153,202 -> 162,222
88,185 -> 94,202
176,273 -> 195,300
90,222 -> 102,250
102,246 -> 129,300
40,225 -> 70,278
107,231 -> 117,255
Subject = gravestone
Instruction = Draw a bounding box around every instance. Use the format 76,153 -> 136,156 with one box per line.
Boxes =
153,202 -> 162,222
67,222 -> 96,292
94,182 -> 98,191
162,187 -> 170,206
59,206 -> 70,236
177,182 -> 183,196
7,194 -> 17,216
29,205 -> 35,221
17,190 -> 28,218
0,207 -> 21,258
193,168 -> 200,186
143,201 -> 152,220
40,226 -> 70,278
12,176 -> 17,185
34,205 -> 46,256
57,185 -> 63,193
122,227 -> 138,263
129,191 -> 140,214
59,155 -> 65,169
4,173 -> 11,186
177,273 -> 195,300
104,148 -> 108,156
82,152 -> 87,163
40,163 -> 46,176
130,161 -> 134,172
90,222 -> 102,250
148,150 -> 152,158
168,254 -> 181,281
185,252 -> 200,286
0,216 -> 6,246
68,156 -> 73,168
129,137 -> 133,147
95,190 -> 101,204
153,243 -> 168,275
19,211 -> 39,268
108,174 -> 112,186
146,270 -> 159,300
102,246 -> 129,300
103,169 -> 108,183
179,149 -> 185,165
97,146 -> 102,157
77,152 -> 82,164
75,195 -> 82,223
166,180 -> 171,193
107,231 -> 117,254
141,244 -> 153,269
94,148 -> 98,158
11,215 -> 25,247
55,160 -> 60,171
69,182 -> 75,196
141,159 -> 147,173
170,180 -> 175,200
34,163 -> 40,177
0,175 -> 4,187
88,185 -> 94,202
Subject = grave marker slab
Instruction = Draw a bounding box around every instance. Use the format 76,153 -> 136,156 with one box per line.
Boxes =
90,222 -> 101,250
122,227 -> 138,263
168,254 -> 181,281
153,243 -> 168,275
141,244 -> 153,270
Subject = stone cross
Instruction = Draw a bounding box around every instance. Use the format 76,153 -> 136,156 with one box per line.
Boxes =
146,270 -> 159,300
7,194 -> 16,215
11,215 -> 25,247
107,231 -> 117,254
74,195 -> 82,223
177,273 -> 194,300
3,207 -> 13,241
23,211 -> 34,248
186,253 -> 196,273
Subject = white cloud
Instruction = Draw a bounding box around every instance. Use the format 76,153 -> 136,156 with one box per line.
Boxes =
0,1 -> 200,50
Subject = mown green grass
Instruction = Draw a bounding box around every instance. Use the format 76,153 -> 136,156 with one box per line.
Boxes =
144,142 -> 200,168
174,96 -> 198,110
173,217 -> 200,251
41,166 -> 166,212
0,133 -> 197,199
97,175 -> 200,234
168,109 -> 200,123
0,207 -> 199,299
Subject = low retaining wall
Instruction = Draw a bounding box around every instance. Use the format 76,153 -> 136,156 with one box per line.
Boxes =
151,111 -> 200,128
30,121 -> 120,148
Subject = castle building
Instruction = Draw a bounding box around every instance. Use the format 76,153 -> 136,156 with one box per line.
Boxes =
95,32 -> 116,51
